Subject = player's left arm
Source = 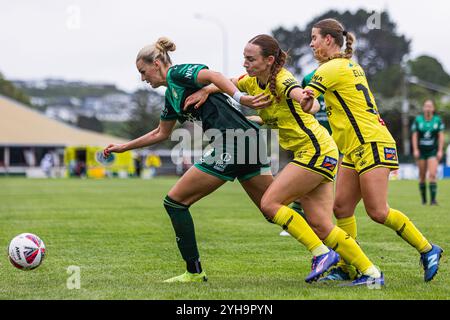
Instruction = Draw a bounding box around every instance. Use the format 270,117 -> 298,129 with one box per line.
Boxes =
289,87 -> 320,114
188,69 -> 271,110
437,120 -> 445,162
437,132 -> 445,162
301,62 -> 337,109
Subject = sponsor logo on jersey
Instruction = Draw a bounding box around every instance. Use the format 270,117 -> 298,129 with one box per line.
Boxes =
282,78 -> 298,88
384,147 -> 397,161
213,152 -> 232,172
354,146 -> 365,158
184,65 -> 198,79
295,150 -> 307,159
312,74 -> 323,82
321,156 -> 338,172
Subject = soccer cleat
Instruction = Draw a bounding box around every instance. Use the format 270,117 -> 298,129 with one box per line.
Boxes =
163,271 -> 208,283
305,250 -> 340,283
344,273 -> 385,287
430,200 -> 439,206
318,266 -> 352,282
420,244 -> 443,282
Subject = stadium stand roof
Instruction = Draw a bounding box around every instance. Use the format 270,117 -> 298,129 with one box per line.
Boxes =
0,95 -> 127,146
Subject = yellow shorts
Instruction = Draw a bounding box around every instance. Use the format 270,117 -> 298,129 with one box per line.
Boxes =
341,142 -> 399,175
291,140 -> 339,182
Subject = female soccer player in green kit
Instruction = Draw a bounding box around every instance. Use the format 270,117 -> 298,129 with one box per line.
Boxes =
187,34 -> 384,286
103,37 -> 340,283
301,18 -> 443,283
411,99 -> 445,205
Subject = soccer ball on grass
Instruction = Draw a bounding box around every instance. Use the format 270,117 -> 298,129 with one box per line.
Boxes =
8,233 -> 46,270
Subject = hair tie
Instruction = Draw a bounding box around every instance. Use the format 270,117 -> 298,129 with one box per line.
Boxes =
343,30 -> 348,36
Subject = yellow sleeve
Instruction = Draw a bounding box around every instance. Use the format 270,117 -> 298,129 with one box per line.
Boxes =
275,69 -> 302,98
305,60 -> 339,98
237,74 -> 252,93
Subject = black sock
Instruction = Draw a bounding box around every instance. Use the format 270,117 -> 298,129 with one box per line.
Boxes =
164,195 -> 202,273
419,183 -> 427,204
429,182 -> 437,203
186,259 -> 202,274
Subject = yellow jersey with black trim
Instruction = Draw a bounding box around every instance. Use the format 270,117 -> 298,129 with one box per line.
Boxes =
305,58 -> 395,154
237,68 -> 333,155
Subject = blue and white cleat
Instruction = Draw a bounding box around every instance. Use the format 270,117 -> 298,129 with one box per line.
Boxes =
344,273 -> 385,287
420,244 -> 443,282
305,250 -> 340,283
318,266 -> 352,282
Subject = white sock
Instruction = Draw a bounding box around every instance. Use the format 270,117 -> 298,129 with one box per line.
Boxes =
363,265 -> 381,278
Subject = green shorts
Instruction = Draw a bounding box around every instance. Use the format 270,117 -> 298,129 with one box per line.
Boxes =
194,136 -> 271,182
419,149 -> 437,160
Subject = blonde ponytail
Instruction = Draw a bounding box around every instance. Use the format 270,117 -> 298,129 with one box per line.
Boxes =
136,37 -> 176,66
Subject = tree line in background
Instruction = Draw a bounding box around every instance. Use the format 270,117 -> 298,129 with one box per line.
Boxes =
0,72 -> 30,105
2,8 -> 450,157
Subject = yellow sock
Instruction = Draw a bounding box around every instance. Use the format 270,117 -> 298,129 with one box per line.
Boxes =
337,216 -> 357,239
384,208 -> 432,253
273,206 -> 329,256
335,216 -> 358,277
323,226 -> 374,275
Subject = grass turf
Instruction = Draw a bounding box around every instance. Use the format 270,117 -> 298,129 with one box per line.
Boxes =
0,177 -> 448,299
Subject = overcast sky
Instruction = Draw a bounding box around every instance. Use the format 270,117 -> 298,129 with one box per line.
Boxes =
1,0 -> 449,93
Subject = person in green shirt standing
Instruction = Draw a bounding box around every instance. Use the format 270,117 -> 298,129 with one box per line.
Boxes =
411,99 -> 445,205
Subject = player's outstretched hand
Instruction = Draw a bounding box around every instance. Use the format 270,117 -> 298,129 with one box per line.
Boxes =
300,89 -> 315,113
103,144 -> 125,158
240,93 -> 271,109
184,89 -> 209,111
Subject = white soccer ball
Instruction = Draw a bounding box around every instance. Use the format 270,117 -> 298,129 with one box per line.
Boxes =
8,233 -> 46,270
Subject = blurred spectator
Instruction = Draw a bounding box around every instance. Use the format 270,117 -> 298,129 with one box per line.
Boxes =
40,153 -> 54,178
134,154 -> 142,177
146,154 -> 161,178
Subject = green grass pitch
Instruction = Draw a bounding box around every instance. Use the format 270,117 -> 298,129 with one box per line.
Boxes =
0,177 -> 449,299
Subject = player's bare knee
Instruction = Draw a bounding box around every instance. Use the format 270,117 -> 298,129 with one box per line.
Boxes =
333,201 -> 352,219
366,207 -> 389,224
260,196 -> 278,220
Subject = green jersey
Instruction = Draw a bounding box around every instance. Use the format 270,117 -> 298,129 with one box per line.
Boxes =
161,63 -> 258,133
302,70 -> 331,134
411,114 -> 444,152
161,64 -> 269,180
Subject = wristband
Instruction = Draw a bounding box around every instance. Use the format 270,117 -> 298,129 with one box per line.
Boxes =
232,91 -> 244,103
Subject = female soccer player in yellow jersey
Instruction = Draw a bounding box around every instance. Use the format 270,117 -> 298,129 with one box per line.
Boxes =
301,18 -> 443,282
186,34 -> 384,286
